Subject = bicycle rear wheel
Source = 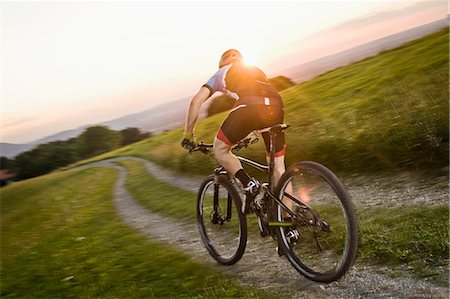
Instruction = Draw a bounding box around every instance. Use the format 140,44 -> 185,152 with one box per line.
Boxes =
274,161 -> 358,283
197,174 -> 247,265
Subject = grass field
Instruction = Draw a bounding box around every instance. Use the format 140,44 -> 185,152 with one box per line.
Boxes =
0,167 -> 274,298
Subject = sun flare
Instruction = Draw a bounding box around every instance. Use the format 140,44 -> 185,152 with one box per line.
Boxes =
240,46 -> 262,66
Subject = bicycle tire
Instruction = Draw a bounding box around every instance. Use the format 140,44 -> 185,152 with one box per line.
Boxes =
197,174 -> 247,265
274,161 -> 358,283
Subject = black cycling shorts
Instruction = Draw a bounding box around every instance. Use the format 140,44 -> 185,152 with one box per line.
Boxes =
217,103 -> 286,156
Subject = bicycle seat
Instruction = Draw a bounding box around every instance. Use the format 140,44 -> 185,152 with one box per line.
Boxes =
258,123 -> 290,134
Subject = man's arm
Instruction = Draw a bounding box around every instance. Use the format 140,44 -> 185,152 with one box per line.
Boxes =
184,86 -> 212,136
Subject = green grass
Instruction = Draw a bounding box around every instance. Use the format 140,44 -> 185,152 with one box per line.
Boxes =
358,205 -> 449,283
0,167 -> 274,298
115,159 -> 198,221
79,28 -> 448,178
118,159 -> 449,283
281,28 -> 448,174
116,159 -> 272,235
116,159 -> 259,239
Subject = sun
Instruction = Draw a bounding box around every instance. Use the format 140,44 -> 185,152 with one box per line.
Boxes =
240,46 -> 261,66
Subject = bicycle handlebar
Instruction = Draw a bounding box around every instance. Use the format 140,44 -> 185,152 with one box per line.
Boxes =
191,143 -> 213,154
191,135 -> 259,155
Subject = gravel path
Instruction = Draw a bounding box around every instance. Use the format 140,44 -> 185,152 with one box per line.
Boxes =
79,157 -> 449,298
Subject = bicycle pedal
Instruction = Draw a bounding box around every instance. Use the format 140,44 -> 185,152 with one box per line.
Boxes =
260,230 -> 269,238
211,212 -> 219,224
286,229 -> 300,244
257,217 -> 269,237
276,246 -> 285,257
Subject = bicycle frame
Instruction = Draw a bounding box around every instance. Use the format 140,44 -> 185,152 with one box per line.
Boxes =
233,124 -> 285,188
196,124 -> 302,224
235,127 -> 306,225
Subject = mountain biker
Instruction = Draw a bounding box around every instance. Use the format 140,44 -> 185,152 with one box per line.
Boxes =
181,49 -> 287,213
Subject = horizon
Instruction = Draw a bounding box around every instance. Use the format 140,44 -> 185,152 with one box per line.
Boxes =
1,0 -> 447,144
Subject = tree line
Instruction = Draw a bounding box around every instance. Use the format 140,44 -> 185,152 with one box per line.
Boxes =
0,126 -> 151,183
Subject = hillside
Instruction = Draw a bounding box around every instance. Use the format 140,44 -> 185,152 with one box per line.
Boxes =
279,18 -> 448,82
106,28 -> 448,177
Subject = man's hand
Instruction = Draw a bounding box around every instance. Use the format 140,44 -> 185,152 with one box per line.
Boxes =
181,134 -> 197,151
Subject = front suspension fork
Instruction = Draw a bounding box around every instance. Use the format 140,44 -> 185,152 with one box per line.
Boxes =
212,167 -> 232,224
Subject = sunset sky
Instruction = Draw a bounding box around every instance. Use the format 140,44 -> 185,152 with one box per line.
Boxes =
1,0 -> 447,144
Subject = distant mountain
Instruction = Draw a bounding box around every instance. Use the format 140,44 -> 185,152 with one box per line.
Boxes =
0,97 -> 200,158
280,19 -> 448,83
0,143 -> 35,159
1,19 -> 447,159
99,96 -> 194,132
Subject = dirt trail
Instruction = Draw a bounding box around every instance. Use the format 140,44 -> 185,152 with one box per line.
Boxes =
80,157 -> 449,299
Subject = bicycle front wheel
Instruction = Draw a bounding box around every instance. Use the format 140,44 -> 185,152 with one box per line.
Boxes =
197,174 -> 247,265
274,161 -> 358,283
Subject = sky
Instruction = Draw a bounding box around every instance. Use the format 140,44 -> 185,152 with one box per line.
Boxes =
1,0 -> 448,144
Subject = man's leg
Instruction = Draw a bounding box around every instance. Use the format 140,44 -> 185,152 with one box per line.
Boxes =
214,137 -> 260,214
213,137 -> 242,176
268,155 -> 286,187
267,154 -> 293,217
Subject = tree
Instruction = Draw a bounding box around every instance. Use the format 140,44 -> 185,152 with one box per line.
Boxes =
75,126 -> 122,159
0,157 -> 11,170
0,156 -> 14,186
268,76 -> 295,92
207,95 -> 235,117
9,126 -> 123,181
12,140 -> 77,180
120,128 -> 152,146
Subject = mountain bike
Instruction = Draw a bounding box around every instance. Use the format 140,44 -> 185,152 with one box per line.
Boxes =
193,124 -> 358,283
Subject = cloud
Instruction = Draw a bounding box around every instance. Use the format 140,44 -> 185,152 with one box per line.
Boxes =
305,0 -> 447,41
265,0 -> 448,71
2,116 -> 39,129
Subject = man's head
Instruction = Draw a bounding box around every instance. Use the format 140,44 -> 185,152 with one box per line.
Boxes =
219,49 -> 243,68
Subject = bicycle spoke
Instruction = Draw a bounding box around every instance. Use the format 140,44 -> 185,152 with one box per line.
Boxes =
275,162 -> 358,282
197,175 -> 247,265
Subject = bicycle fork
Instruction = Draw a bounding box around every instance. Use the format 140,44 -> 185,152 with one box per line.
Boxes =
212,167 -> 232,224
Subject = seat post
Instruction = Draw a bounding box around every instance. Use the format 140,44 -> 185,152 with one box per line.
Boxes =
268,131 -> 276,193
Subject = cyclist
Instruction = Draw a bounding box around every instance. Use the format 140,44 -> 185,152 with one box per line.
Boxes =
182,49 -> 287,213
